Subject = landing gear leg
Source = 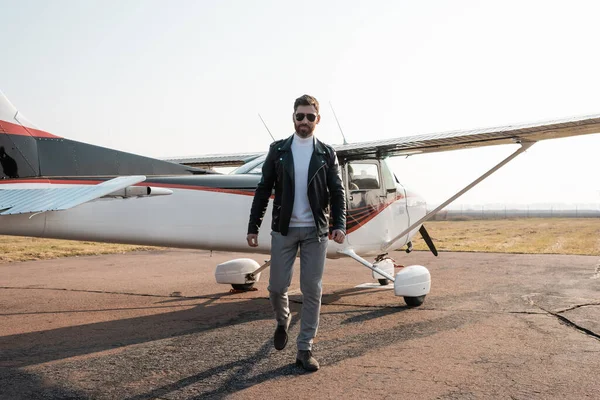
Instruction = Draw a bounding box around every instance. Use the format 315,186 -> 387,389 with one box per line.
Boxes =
338,248 -> 431,305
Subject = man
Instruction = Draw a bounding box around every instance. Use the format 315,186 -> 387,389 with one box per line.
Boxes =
247,94 -> 346,372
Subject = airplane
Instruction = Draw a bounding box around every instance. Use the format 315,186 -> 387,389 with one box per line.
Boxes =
1,89 -> 600,308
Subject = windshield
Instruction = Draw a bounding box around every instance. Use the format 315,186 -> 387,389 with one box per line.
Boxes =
230,154 -> 266,174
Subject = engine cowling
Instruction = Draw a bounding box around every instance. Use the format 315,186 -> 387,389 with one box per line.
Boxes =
215,258 -> 261,285
394,265 -> 431,297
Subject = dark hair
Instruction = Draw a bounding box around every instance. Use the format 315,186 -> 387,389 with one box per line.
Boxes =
294,94 -> 319,114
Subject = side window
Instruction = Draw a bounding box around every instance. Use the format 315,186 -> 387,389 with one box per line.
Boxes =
380,160 -> 396,190
348,162 -> 380,190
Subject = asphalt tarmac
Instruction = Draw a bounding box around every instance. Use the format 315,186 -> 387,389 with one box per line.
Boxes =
1,249 -> 599,399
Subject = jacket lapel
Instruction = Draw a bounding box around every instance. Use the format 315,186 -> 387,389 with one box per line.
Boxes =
308,138 -> 327,184
278,135 -> 294,181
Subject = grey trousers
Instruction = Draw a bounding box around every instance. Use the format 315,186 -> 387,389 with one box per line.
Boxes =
269,227 -> 328,351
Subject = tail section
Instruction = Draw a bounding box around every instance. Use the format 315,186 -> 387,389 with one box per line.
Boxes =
0,93 -> 43,178
0,91 -> 208,179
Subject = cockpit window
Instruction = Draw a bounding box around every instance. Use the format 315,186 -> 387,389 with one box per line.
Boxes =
347,162 -> 380,190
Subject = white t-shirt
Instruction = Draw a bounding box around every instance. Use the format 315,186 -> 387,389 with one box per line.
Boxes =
289,133 -> 316,227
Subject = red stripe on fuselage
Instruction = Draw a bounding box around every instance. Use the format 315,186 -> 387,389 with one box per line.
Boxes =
346,194 -> 405,234
0,178 -> 403,231
0,119 -> 61,138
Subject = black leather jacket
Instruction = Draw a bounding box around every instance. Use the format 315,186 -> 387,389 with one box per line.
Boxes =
248,134 -> 346,237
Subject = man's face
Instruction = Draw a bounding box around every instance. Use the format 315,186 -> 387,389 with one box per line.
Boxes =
293,105 -> 320,138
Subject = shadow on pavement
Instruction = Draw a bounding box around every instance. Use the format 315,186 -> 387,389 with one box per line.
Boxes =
0,285 -> 474,399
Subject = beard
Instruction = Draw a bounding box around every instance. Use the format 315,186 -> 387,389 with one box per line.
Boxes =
294,122 -> 314,138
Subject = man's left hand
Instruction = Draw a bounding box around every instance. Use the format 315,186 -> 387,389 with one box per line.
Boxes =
330,229 -> 346,244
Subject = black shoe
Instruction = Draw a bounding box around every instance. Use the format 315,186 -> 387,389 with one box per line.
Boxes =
273,314 -> 291,350
295,350 -> 320,371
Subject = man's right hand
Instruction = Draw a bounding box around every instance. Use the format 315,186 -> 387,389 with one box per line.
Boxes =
247,234 -> 259,247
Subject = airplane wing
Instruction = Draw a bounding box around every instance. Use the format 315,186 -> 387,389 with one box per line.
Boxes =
166,113 -> 600,167
157,113 -> 600,253
335,113 -> 600,159
377,112 -> 600,252
162,152 -> 264,168
0,176 -> 146,215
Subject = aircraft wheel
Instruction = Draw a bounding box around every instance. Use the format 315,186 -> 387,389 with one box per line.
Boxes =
231,283 -> 255,291
378,278 -> 390,286
404,295 -> 425,307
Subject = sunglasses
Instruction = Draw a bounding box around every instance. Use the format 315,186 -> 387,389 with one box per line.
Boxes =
295,113 -> 317,122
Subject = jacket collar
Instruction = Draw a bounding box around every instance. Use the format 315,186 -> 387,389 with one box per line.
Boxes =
279,133 -> 327,155
278,133 -> 329,182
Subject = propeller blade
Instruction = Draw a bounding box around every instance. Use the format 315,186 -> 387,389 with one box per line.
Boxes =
419,225 -> 438,256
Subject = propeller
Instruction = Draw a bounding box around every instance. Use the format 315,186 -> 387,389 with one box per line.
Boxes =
419,225 -> 438,256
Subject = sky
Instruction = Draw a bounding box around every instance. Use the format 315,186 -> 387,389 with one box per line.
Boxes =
2,0 -> 600,206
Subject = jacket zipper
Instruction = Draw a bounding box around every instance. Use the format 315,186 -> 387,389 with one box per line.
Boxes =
308,160 -> 327,240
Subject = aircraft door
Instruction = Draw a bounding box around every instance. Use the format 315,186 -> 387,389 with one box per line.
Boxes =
381,158 -> 409,246
343,161 -> 386,247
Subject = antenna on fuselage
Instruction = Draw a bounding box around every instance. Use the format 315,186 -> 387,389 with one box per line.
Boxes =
258,113 -> 276,142
329,101 -> 348,145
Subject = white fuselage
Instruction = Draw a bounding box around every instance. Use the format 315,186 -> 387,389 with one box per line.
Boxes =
0,180 -> 427,259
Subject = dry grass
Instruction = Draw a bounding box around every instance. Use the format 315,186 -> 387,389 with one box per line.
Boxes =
411,218 -> 600,256
0,218 -> 598,263
0,236 -> 158,263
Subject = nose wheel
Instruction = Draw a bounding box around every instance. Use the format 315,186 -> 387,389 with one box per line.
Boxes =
231,283 -> 255,291
404,295 -> 425,307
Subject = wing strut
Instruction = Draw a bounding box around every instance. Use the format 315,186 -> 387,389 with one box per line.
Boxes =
381,141 -> 536,252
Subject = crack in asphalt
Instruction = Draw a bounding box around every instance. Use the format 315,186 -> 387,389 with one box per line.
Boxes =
533,304 -> 600,341
545,309 -> 600,340
0,286 -> 174,299
555,302 -> 600,313
0,286 -> 252,301
321,298 -> 550,316
0,286 -> 267,302
0,304 -> 204,316
1,286 -> 559,318
521,294 -> 600,340
3,286 -> 597,341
